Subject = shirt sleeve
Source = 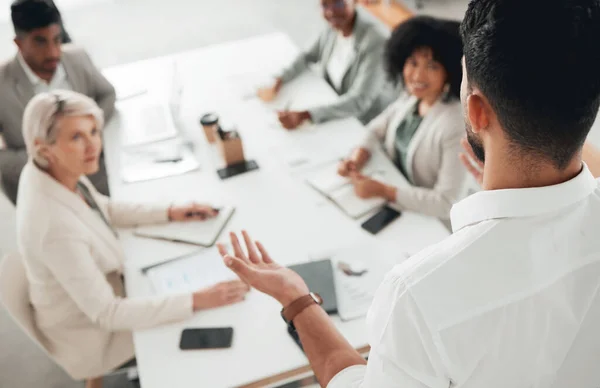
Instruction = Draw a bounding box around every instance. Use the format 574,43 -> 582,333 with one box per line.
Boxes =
328,268 -> 451,388
327,365 -> 367,388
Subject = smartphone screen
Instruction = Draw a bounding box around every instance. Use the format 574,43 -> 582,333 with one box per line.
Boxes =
217,160 -> 259,180
179,327 -> 233,350
361,206 -> 401,235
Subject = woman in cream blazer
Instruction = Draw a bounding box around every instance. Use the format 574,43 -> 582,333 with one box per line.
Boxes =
339,17 -> 466,223
15,90 -> 249,386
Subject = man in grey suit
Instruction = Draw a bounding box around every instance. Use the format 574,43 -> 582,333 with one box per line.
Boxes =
0,0 -> 116,205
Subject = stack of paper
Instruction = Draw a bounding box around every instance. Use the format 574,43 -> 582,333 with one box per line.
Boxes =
306,163 -> 387,219
120,142 -> 200,183
146,248 -> 238,295
331,241 -> 409,321
120,102 -> 179,148
135,206 -> 235,247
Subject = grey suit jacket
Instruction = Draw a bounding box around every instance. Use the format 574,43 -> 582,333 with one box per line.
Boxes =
279,7 -> 395,125
0,44 -> 116,205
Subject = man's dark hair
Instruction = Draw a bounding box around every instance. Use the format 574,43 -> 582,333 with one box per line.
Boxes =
461,0 -> 600,169
385,16 -> 463,100
11,0 -> 61,36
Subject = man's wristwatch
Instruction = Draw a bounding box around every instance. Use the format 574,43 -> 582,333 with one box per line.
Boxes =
281,292 -> 323,330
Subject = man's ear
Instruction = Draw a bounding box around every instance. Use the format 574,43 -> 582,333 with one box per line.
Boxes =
466,92 -> 491,135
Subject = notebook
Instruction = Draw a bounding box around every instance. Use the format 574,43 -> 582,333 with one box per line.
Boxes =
331,241 -> 407,321
134,206 -> 235,247
306,164 -> 387,219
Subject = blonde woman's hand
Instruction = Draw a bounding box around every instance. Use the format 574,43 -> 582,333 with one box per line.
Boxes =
192,280 -> 250,311
168,203 -> 219,222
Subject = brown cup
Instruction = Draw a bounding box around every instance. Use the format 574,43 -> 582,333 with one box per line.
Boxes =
200,113 -> 219,143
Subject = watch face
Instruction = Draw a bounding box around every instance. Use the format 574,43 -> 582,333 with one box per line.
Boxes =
310,292 -> 323,305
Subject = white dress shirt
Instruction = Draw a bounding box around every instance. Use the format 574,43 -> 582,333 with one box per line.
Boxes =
326,33 -> 356,92
329,165 -> 600,387
17,53 -> 72,93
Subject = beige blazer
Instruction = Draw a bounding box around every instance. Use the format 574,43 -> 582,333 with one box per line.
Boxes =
362,93 -> 467,221
0,44 -> 116,205
15,163 -> 193,380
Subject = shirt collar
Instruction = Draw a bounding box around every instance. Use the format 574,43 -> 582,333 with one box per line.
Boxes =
17,53 -> 65,87
451,164 -> 598,233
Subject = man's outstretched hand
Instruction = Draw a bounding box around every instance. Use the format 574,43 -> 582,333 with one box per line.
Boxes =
217,231 -> 309,307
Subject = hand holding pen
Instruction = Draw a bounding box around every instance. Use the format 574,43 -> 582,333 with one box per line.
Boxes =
257,78 -> 283,102
167,203 -> 221,222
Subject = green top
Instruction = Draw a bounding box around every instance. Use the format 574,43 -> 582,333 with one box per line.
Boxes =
394,102 -> 423,180
76,182 -> 117,237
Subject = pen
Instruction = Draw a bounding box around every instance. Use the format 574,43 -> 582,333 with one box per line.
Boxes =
154,157 -> 183,163
185,207 -> 221,218
140,249 -> 202,274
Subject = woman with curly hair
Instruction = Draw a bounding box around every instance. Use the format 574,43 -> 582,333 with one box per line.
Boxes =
338,16 -> 466,224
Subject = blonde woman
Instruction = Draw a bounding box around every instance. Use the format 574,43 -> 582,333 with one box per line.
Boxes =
16,90 -> 249,388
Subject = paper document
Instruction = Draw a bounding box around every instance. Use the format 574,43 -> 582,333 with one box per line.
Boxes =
268,71 -> 339,112
135,206 -> 235,247
331,241 -> 408,321
306,163 -> 386,219
225,71 -> 277,100
120,142 -> 200,183
146,248 -> 238,295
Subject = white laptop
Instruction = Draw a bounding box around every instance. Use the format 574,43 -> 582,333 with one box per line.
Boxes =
120,62 -> 184,147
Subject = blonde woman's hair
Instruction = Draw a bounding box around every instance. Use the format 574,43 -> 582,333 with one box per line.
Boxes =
22,90 -> 104,168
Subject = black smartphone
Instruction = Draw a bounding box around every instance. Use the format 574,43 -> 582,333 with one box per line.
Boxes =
361,206 -> 401,235
179,327 -> 234,350
217,160 -> 259,180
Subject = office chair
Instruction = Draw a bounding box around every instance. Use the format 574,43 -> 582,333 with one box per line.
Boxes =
0,252 -> 137,388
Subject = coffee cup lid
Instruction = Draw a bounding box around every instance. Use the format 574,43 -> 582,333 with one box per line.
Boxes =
200,113 -> 219,125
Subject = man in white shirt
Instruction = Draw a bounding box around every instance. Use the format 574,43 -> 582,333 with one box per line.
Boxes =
0,0 -> 116,204
218,0 -> 600,387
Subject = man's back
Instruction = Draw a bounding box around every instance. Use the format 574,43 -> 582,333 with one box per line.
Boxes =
366,167 -> 600,387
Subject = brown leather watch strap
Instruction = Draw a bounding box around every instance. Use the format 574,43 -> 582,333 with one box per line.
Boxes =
281,292 -> 323,324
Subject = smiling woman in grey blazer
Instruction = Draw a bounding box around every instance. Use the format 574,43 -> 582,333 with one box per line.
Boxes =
338,17 -> 466,224
257,0 -> 394,129
16,91 -> 249,388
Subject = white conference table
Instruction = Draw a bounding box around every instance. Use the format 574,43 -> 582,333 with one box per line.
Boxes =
102,32 -> 450,388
